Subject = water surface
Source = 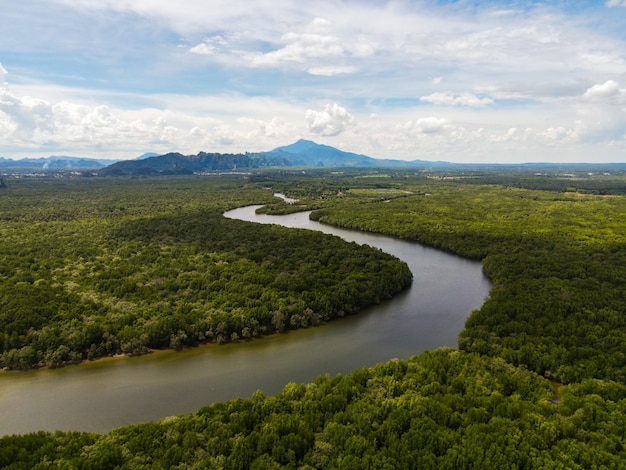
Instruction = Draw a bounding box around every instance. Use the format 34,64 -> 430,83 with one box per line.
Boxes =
0,206 -> 491,436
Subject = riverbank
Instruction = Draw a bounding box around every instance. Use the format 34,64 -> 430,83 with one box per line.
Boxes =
0,204 -> 489,436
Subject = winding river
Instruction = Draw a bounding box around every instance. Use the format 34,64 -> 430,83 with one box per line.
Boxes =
0,206 -> 491,436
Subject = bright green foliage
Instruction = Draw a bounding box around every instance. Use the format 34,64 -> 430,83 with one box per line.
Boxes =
2,350 -> 624,468
0,176 -> 411,369
312,181 -> 626,383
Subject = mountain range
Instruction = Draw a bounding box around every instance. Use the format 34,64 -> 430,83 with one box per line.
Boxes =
6,141 -> 622,176
0,140 -> 443,175
96,140 -> 442,176
0,155 -> 117,171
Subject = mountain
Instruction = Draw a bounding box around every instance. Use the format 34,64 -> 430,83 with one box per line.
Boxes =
98,151 -> 291,176
96,140 -> 444,176
263,139 -> 448,168
135,152 -> 160,160
265,139 -> 378,167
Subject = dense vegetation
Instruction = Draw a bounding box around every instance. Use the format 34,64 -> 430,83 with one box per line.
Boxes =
310,177 -> 626,384
1,349 -> 624,469
2,169 -> 626,468
0,176 -> 411,369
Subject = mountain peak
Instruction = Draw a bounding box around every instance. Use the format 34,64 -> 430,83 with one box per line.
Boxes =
268,140 -> 375,167
271,139 -> 321,153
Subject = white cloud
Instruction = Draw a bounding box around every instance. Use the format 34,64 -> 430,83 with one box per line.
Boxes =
0,86 -> 175,151
491,127 -> 519,143
408,117 -> 451,135
400,8 -> 626,102
0,84 -> 196,153
247,17 -> 375,75
538,126 -> 574,142
305,103 -> 354,136
307,66 -> 357,76
33,1 -> 626,101
0,67 -> 318,158
420,92 -> 494,107
237,116 -> 298,140
395,117 -> 471,144
252,33 -> 341,65
0,89 -> 54,137
606,1 -> 626,7
189,35 -> 229,56
583,80 -> 626,101
537,121 -> 587,143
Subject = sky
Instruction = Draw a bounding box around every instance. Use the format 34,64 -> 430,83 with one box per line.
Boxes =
1,1 -> 626,163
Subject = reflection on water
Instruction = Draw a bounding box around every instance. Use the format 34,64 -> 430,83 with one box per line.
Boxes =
0,206 -> 491,436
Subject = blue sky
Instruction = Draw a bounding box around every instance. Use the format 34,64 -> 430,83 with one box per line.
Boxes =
1,0 -> 626,162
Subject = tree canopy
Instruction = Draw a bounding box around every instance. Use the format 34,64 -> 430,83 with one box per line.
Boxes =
0,176 -> 411,369
1,169 -> 626,468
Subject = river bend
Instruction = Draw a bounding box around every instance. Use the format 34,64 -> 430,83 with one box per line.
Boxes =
0,206 -> 491,436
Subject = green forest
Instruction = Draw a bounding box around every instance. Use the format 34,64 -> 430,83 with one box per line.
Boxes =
0,176 -> 411,369
309,176 -> 626,384
1,169 -> 626,468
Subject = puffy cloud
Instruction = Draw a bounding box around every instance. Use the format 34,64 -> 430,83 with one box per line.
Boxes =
0,82 -> 182,153
249,17 -> 374,74
404,117 -> 452,135
392,117 -> 478,154
606,1 -> 626,7
186,124 -> 238,147
537,123 -> 585,143
583,80 -> 626,101
491,127 -> 519,143
305,103 -> 354,136
386,116 -> 485,160
253,33 -> 343,65
538,126 -> 574,142
0,65 -> 315,157
0,89 -> 54,138
420,92 -> 493,107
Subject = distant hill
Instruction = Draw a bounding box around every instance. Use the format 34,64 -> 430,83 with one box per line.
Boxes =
0,141 -> 445,176
0,156 -> 115,171
4,142 -> 626,177
98,151 -> 291,176
97,140 -> 447,176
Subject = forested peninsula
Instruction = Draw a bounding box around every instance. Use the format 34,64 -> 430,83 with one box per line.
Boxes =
0,178 -> 411,369
1,169 -> 626,468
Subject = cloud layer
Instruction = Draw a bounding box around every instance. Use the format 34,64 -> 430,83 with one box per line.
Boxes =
1,1 -> 626,162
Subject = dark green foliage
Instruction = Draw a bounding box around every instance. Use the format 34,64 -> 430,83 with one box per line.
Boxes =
2,350 -> 624,468
0,176 -> 411,369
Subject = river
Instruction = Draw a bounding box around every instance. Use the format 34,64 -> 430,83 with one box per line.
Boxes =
0,205 -> 491,436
